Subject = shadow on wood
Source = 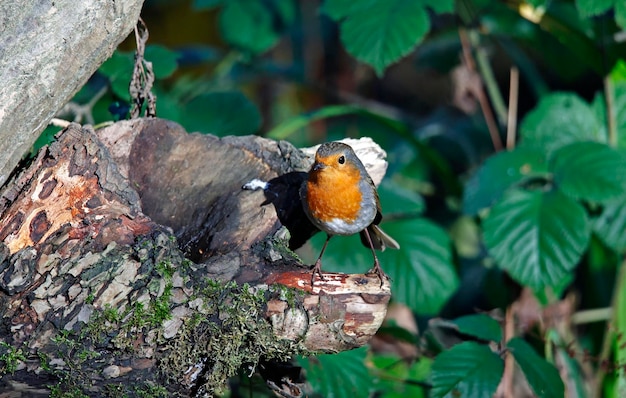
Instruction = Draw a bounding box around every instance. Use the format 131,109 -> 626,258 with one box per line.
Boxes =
0,118 -> 391,396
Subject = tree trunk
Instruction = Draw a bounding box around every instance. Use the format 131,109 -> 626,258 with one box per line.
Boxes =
0,118 -> 391,396
0,0 -> 144,187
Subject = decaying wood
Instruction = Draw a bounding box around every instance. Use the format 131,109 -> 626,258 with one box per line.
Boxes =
0,118 -> 392,396
0,0 -> 144,187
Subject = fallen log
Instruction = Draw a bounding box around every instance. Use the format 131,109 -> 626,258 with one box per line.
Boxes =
0,118 -> 391,396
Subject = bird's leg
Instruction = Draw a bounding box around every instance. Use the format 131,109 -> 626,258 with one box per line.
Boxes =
311,234 -> 332,286
363,228 -> 388,287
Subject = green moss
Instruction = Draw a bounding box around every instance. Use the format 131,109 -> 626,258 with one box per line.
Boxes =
155,260 -> 175,279
0,341 -> 26,375
49,385 -> 89,398
133,384 -> 169,398
148,281 -> 173,326
158,281 -> 305,395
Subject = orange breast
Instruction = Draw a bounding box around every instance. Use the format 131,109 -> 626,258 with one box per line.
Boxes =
306,165 -> 362,223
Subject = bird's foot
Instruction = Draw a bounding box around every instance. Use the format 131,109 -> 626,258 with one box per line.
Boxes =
366,261 -> 389,288
310,260 -> 325,287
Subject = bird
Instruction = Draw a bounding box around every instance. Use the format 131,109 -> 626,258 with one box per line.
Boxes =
300,141 -> 400,286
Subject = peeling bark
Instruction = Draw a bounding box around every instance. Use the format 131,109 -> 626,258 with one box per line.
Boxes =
0,119 -> 391,396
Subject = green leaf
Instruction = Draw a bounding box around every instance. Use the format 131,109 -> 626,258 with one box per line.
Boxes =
519,93 -> 603,152
99,51 -> 134,100
145,45 -> 178,79
299,347 -> 374,398
340,0 -> 430,76
483,189 -> 590,290
450,314 -> 502,342
181,92 -> 261,136
617,1 -> 626,28
463,147 -> 549,215
320,0 -> 375,20
219,0 -> 280,54
267,105 -> 364,139
377,180 -> 425,215
508,337 -> 565,398
381,219 -> 458,314
592,199 -> 626,252
431,342 -> 504,398
551,141 -> 626,203
373,355 -> 430,398
575,0 -> 614,18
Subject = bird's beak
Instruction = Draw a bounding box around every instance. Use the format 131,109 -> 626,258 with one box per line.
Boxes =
312,162 -> 325,171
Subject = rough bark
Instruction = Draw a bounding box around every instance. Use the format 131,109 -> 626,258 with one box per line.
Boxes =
0,0 -> 144,187
0,119 -> 391,396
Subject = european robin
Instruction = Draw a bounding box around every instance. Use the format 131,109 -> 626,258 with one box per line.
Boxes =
300,142 -> 400,286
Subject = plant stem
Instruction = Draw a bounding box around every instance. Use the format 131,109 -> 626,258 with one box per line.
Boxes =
571,307 -> 612,325
458,28 -> 503,151
468,30 -> 509,127
604,76 -> 617,147
506,67 -> 519,150
594,256 -> 626,396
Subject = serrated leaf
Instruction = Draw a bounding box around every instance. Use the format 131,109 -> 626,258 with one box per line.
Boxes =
551,141 -> 626,202
145,45 -> 178,79
219,0 -> 279,54
431,341 -> 504,398
380,219 -> 458,314
311,218 -> 457,314
519,93 -> 603,152
451,314 -> 502,342
463,147 -> 549,215
508,337 -> 565,398
575,0 -> 614,18
592,199 -> 626,252
299,347 -> 374,398
181,91 -> 261,136
340,0 -> 430,76
483,189 -> 590,290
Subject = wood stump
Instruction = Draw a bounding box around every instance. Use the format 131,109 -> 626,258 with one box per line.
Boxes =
0,118 -> 391,396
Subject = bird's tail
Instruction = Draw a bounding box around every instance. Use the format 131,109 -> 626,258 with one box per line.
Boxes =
360,224 -> 400,251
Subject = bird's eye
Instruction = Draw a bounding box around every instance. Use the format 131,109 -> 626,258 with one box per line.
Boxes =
338,155 -> 345,164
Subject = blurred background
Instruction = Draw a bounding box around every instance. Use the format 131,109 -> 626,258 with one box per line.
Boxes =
41,0 -> 626,396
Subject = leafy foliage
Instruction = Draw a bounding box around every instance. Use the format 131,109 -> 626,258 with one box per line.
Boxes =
299,347 -> 375,398
507,337 -> 565,398
483,189 -> 589,290
430,342 -> 503,398
46,0 -> 626,396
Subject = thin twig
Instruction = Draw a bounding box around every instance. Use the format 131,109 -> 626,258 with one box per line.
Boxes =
49,118 -> 71,128
594,257 -> 626,397
501,305 -> 515,398
506,67 -> 519,150
604,76 -> 617,147
458,28 -> 503,151
571,307 -> 612,325
468,29 -> 509,125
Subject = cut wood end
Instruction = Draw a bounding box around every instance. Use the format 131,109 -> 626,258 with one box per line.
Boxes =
265,270 -> 391,352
